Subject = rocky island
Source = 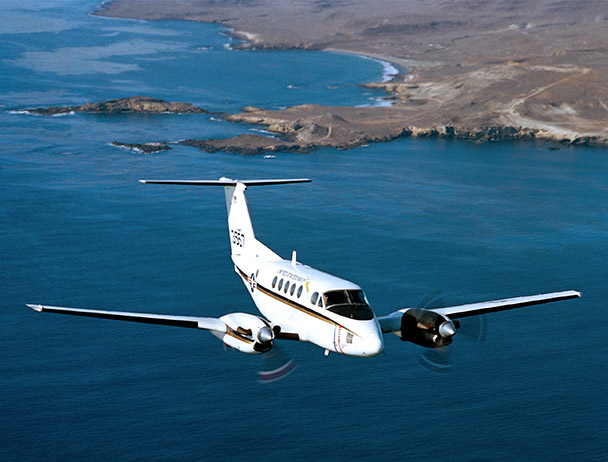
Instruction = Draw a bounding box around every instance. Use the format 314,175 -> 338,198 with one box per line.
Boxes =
24,96 -> 209,116
24,96 -> 215,153
92,0 -> 607,152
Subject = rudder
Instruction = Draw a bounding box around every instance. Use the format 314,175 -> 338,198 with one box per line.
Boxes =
224,181 -> 256,257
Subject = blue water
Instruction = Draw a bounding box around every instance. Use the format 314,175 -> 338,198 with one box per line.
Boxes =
1,2 -> 607,461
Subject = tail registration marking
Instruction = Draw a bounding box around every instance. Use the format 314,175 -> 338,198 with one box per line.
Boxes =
231,229 -> 245,248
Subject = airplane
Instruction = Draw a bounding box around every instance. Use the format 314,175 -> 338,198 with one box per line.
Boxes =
27,178 -> 581,358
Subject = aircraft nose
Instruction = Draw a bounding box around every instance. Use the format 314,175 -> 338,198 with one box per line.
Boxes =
363,332 -> 384,357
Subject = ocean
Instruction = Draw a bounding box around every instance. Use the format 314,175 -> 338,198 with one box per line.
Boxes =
1,1 -> 606,460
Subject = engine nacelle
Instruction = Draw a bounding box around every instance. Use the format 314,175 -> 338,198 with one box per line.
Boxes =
212,312 -> 274,354
398,308 -> 457,348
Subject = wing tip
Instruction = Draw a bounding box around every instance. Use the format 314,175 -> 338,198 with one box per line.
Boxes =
559,290 -> 581,299
26,303 -> 43,312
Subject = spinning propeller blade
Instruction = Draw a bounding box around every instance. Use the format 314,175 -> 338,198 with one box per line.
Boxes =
415,292 -> 487,373
258,346 -> 296,383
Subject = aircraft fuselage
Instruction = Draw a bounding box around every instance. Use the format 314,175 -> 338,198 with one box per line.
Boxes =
233,255 -> 384,357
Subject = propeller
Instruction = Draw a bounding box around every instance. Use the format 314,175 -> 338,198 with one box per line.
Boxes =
415,292 -> 487,373
257,345 -> 296,383
221,335 -> 296,383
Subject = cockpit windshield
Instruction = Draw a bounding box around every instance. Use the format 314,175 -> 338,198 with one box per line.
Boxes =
323,289 -> 374,320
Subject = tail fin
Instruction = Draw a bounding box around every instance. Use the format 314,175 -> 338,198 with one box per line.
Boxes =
223,180 -> 262,258
140,178 -> 310,260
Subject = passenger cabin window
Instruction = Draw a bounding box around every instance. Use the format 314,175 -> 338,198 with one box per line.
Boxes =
284,281 -> 290,293
297,286 -> 303,298
311,292 -> 319,305
322,289 -> 373,320
290,284 -> 295,296
272,276 -> 277,288
278,279 -> 283,291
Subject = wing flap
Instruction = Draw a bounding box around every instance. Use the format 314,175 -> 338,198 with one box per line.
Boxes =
26,304 -> 226,332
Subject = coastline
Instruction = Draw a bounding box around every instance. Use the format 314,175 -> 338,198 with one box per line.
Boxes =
92,0 -> 608,150
324,48 -> 415,81
324,49 -> 404,83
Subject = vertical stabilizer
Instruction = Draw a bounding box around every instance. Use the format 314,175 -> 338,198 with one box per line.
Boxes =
225,182 -> 257,257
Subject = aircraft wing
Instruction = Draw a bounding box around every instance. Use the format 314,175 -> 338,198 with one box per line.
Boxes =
431,290 -> 581,318
25,304 -> 226,332
378,290 -> 580,333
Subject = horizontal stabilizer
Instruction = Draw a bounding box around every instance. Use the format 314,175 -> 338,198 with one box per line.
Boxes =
25,304 -> 227,332
139,178 -> 311,187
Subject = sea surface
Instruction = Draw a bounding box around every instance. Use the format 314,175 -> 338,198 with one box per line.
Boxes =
1,2 -> 607,460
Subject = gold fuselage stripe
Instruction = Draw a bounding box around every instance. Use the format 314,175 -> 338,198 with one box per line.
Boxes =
235,265 -> 355,335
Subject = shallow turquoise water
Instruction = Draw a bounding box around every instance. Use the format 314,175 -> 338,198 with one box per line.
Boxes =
1,2 -> 607,460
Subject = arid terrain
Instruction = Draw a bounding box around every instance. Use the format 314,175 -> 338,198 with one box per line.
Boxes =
96,0 -> 608,150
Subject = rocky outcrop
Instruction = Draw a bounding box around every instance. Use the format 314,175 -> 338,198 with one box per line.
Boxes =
218,101 -> 608,151
98,97 -> 606,156
23,96 -> 210,116
180,135 -> 313,155
177,117 -> 605,156
111,141 -> 172,154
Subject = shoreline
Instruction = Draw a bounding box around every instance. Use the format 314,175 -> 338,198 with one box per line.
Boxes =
91,0 -> 608,150
324,48 -> 417,81
324,48 -> 405,83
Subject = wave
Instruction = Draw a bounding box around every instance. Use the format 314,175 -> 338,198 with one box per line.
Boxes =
327,49 -> 402,83
358,55 -> 399,82
8,110 -> 76,117
355,96 -> 395,108
250,128 -> 278,138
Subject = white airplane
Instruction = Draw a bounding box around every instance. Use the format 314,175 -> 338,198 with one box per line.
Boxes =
27,178 -> 580,358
